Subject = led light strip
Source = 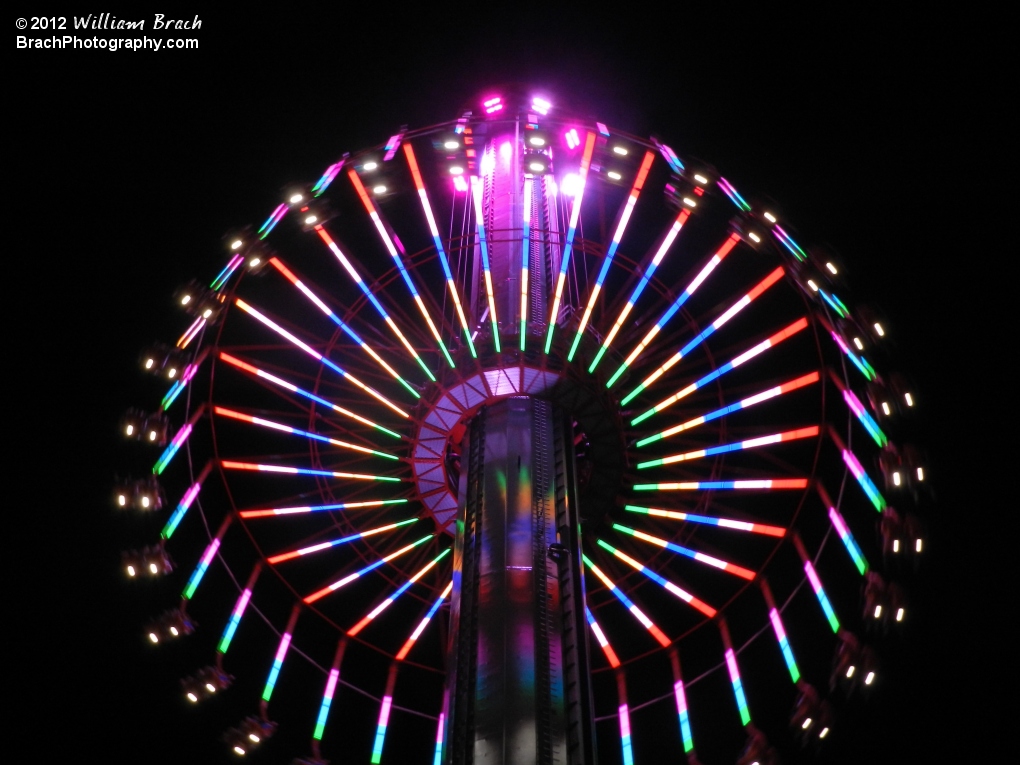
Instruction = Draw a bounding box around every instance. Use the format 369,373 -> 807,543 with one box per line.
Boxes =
623,505 -> 786,537
585,606 -> 621,667
520,177 -> 533,350
267,519 -> 418,564
583,555 -> 671,646
240,499 -> 408,519
371,666 -> 399,764
773,224 -> 807,261
609,525 -> 755,580
669,651 -> 695,754
793,535 -> 840,632
348,549 -> 451,636
235,299 -> 409,418
589,209 -> 692,373
311,159 -> 345,196
213,406 -> 398,460
470,175 -> 500,351
404,143 -> 477,358
217,564 -> 261,654
843,447 -> 887,511
313,654 -> 342,742
830,329 -> 877,381
816,478 -> 870,576
395,580 -> 453,660
161,354 -> 203,411
211,253 -> 245,290
635,371 -> 819,448
314,225 -> 436,382
569,150 -> 656,361
347,169 -> 455,369
607,234 -> 743,388
152,422 -> 192,475
621,266 -> 786,404
717,177 -> 751,211
262,606 -> 301,703
303,534 -> 434,604
218,352 -> 402,439
545,131 -> 597,353
633,479 -> 809,492
840,384 -> 888,447
176,315 -> 205,349
637,425 -> 819,469
269,257 -> 419,398
256,203 -> 288,240
596,539 -> 717,616
182,515 -> 232,601
630,316 -> 810,426
161,462 -> 212,539
221,461 -> 400,482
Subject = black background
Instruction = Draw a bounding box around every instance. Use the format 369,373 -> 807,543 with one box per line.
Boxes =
12,7 -> 1005,764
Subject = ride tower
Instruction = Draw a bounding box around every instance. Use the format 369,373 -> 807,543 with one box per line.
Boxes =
440,118 -> 600,765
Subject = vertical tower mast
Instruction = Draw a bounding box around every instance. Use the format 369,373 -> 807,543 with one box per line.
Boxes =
443,114 -> 596,765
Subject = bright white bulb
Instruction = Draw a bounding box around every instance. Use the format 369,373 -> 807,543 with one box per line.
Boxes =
187,692 -> 198,702
148,431 -> 157,441
145,358 -> 154,369
181,295 -> 191,305
802,718 -> 813,729
826,262 -> 838,274
118,494 -> 127,506
915,539 -> 923,553
141,496 -> 150,507
373,185 -> 386,195
202,308 -> 213,318
896,608 -> 904,622
169,626 -> 179,636
819,727 -> 830,739
764,211 -> 777,222
561,173 -> 581,197
443,139 -> 459,149
694,173 -> 708,184
881,402 -> 891,416
248,733 -> 260,743
249,257 -> 260,267
233,746 -> 246,755
528,136 -> 546,147
873,322 -> 885,336
613,146 -> 628,156
529,162 -> 545,172
449,165 -> 464,175
682,197 -> 696,207
149,563 -> 158,574
873,605 -> 882,618
893,539 -> 900,553
304,215 -> 317,225
126,424 -> 134,436
148,632 -> 159,643
916,467 -> 924,481
853,337 -> 864,350
167,367 -> 177,379
893,471 -> 901,486
230,239 -> 243,250
607,171 -> 622,180
748,232 -> 761,243
289,193 -> 303,204
206,683 -> 216,693
904,392 -> 914,407
807,279 -> 819,292
846,665 -> 855,678
865,671 -> 875,685
127,565 -> 136,576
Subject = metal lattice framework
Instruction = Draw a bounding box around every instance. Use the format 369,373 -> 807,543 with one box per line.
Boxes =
116,92 -> 929,765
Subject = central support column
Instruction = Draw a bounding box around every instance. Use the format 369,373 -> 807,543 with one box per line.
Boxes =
449,398 -> 566,765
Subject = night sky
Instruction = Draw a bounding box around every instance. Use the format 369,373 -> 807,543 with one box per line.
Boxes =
12,8 -> 1004,764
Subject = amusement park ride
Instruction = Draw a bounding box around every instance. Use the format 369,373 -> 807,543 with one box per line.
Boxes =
115,89 -> 929,764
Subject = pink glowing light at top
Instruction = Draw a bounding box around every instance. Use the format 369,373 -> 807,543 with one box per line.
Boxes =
483,96 -> 503,114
